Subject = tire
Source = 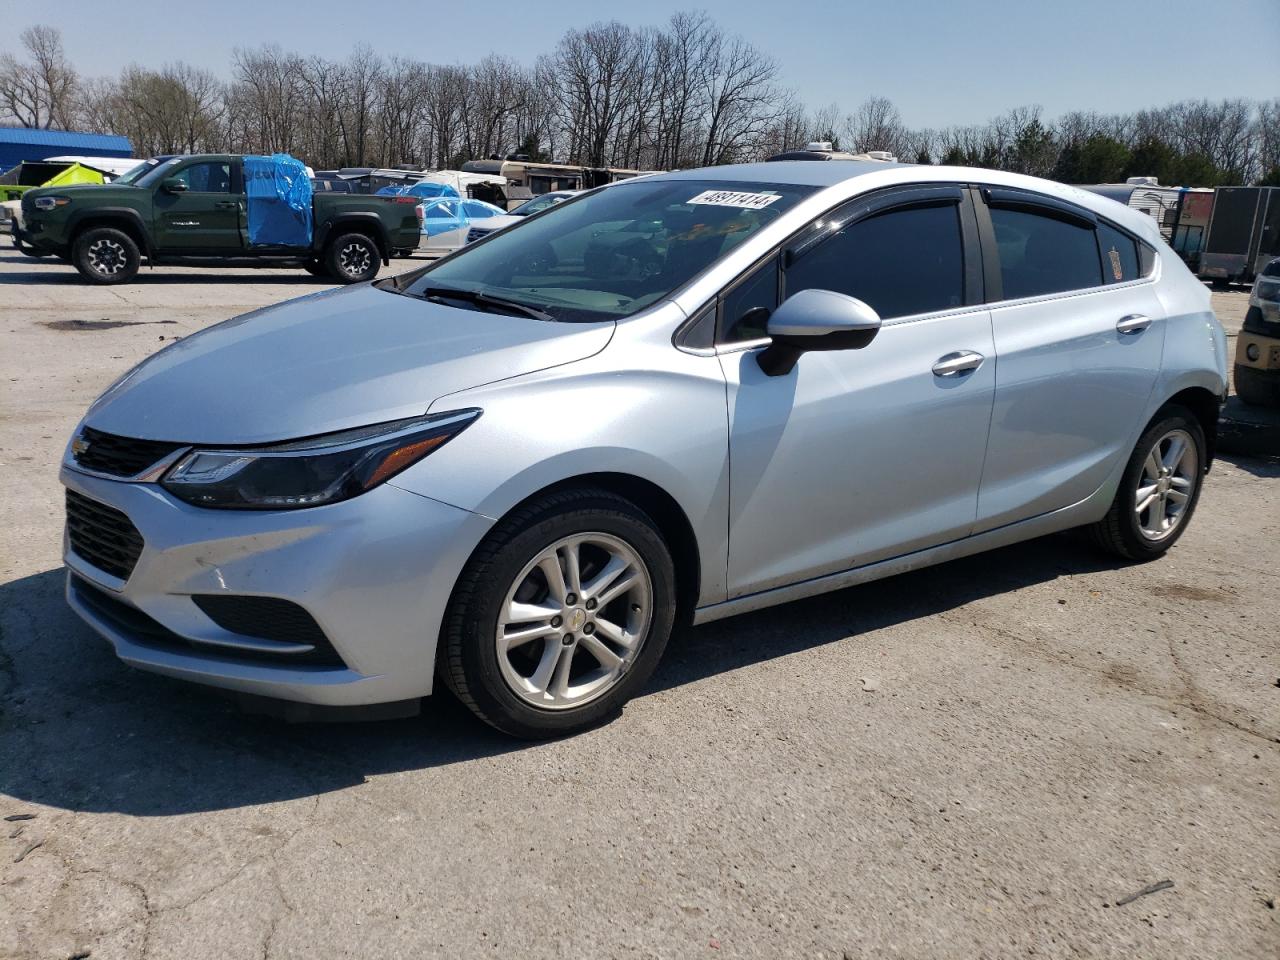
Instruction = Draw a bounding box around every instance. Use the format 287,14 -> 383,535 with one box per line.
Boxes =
323,232 -> 380,283
1088,405 -> 1206,561
72,226 -> 140,284
440,488 -> 677,739
1234,364 -> 1280,407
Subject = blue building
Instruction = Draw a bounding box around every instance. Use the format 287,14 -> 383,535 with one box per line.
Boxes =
0,128 -> 133,170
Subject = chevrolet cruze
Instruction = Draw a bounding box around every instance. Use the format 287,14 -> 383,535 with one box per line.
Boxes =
61,161 -> 1228,738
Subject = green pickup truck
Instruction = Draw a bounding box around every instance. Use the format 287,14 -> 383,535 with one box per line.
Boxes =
18,154 -> 421,284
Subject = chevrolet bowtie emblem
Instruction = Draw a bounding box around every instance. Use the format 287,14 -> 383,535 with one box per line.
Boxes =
71,435 -> 91,457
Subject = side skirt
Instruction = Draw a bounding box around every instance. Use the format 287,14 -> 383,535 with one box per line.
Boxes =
691,490 -> 1111,626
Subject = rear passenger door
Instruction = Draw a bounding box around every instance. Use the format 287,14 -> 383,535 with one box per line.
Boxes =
973,187 -> 1165,533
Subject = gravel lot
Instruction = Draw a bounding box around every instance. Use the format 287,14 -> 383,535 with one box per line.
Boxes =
1,251 -> 1276,959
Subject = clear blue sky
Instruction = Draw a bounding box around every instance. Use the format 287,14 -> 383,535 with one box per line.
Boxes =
26,0 -> 1280,128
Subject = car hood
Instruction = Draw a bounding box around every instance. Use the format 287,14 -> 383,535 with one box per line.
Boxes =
83,284 -> 614,445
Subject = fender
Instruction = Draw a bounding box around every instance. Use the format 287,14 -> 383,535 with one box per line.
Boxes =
67,206 -> 153,257
316,212 -> 391,264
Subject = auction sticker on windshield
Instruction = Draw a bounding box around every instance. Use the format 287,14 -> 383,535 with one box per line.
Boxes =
687,190 -> 782,210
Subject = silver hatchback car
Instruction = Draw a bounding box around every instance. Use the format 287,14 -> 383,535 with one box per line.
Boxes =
61,161 -> 1228,737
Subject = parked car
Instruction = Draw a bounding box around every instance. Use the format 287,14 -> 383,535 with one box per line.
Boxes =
464,190 -> 582,244
60,161 -> 1226,738
416,196 -> 505,257
2,156 -> 141,251
1233,257 -> 1280,406
18,153 -> 421,283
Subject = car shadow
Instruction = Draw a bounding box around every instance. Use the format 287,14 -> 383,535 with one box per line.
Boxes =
0,262 -> 332,286
1219,452 -> 1280,478
0,533 -> 1123,817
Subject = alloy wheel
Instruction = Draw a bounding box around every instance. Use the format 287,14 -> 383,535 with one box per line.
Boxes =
1134,427 -> 1198,541
495,533 -> 652,710
339,242 -> 372,277
88,238 -> 127,276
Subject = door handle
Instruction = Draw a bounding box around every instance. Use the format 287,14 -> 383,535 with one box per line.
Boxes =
932,351 -> 985,377
214,201 -> 239,210
1116,314 -> 1152,334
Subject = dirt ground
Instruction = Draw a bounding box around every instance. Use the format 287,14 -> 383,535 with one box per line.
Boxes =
0,251 -> 1276,959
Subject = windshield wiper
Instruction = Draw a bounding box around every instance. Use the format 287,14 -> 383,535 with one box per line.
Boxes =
420,285 -> 554,322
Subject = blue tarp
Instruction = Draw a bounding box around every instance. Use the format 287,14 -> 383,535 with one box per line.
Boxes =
243,154 -> 313,247
376,182 -> 460,200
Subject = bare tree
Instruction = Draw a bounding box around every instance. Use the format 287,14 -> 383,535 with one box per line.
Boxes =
844,96 -> 906,155
0,25 -> 78,128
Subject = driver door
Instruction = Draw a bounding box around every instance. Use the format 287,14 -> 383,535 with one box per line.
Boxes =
152,159 -> 243,253
720,186 -> 997,597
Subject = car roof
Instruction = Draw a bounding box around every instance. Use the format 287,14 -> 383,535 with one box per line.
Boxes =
640,161 -> 1165,247
653,160 -> 902,187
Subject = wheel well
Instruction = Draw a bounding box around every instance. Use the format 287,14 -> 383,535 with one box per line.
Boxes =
505,473 -> 701,623
327,221 -> 386,260
73,217 -> 147,256
1159,387 -> 1220,469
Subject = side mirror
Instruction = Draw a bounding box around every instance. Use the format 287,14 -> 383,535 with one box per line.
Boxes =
160,177 -> 187,194
757,288 -> 882,376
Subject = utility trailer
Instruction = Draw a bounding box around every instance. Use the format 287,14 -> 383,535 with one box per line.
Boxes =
1078,178 -> 1213,270
1199,186 -> 1280,285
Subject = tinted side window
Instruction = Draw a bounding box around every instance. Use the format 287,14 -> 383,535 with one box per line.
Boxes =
1097,222 -> 1139,283
990,206 -> 1102,299
173,162 -> 231,193
720,255 -> 779,342
784,204 -> 965,319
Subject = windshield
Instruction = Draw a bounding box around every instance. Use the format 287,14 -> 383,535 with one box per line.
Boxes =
513,193 -> 571,216
396,179 -> 815,323
133,158 -> 184,188
114,159 -> 166,185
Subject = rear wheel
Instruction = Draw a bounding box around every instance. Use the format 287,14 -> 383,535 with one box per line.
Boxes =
440,489 -> 676,739
324,232 -> 379,283
1088,406 -> 1205,561
72,226 -> 140,284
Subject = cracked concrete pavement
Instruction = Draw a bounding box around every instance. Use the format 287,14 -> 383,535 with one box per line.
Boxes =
0,252 -> 1277,959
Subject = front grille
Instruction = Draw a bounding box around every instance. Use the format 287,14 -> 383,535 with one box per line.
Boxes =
192,595 -> 344,665
465,227 -> 491,244
71,577 -> 347,669
73,427 -> 184,478
66,490 -> 144,581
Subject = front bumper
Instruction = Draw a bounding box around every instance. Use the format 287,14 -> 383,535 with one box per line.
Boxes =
61,465 -> 493,705
1235,325 -> 1280,374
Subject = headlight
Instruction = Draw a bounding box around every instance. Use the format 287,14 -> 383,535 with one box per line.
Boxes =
161,409 -> 480,509
32,195 -> 71,211
1250,277 -> 1280,311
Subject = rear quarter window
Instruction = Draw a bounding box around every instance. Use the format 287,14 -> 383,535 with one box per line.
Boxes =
1097,222 -> 1140,283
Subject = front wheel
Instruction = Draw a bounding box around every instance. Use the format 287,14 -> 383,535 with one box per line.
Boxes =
1088,406 -> 1206,561
440,489 -> 676,739
323,232 -> 380,284
72,227 -> 140,284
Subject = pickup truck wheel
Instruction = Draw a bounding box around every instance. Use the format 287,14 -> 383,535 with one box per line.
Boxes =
325,232 -> 379,284
73,227 -> 140,284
